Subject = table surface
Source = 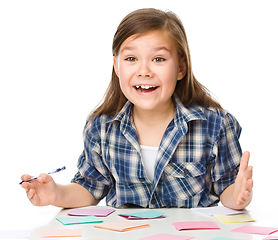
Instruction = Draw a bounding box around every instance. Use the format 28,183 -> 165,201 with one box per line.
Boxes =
3,204 -> 277,240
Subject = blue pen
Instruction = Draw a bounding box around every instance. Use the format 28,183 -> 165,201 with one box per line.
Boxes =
19,166 -> 66,185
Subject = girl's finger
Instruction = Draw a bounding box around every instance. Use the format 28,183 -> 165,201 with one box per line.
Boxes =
245,179 -> 253,192
21,174 -> 33,181
21,181 -> 32,191
244,166 -> 253,180
239,151 -> 250,172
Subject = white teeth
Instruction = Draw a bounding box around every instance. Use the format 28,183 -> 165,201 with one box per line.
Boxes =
137,85 -> 156,89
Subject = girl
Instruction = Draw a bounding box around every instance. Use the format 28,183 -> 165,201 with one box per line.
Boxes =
21,8 -> 253,210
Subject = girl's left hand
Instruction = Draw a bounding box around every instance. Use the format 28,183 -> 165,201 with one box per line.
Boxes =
233,151 -> 253,208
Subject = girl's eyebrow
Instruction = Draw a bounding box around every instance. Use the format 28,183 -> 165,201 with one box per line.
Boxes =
121,46 -> 170,53
120,46 -> 136,53
153,46 -> 171,53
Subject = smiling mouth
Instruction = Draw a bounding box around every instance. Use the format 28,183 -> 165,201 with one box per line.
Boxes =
135,85 -> 158,93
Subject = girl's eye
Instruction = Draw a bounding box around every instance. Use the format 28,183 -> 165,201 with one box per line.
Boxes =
153,57 -> 165,62
126,57 -> 137,62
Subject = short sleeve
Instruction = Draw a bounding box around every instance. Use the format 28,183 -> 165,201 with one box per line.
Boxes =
211,112 -> 242,195
71,117 -> 113,201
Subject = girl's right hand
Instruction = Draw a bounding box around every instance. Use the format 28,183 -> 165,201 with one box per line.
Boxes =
20,173 -> 59,206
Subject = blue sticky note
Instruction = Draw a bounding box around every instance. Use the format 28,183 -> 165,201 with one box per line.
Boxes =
210,238 -> 244,240
120,210 -> 165,219
56,216 -> 103,225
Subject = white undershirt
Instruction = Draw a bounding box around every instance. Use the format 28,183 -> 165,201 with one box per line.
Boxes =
140,145 -> 159,182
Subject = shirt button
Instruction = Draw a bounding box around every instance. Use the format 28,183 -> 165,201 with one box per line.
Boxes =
151,199 -> 156,204
139,178 -> 145,182
184,169 -> 190,175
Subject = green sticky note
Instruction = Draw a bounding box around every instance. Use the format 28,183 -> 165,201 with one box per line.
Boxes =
56,216 -> 103,225
120,210 -> 165,219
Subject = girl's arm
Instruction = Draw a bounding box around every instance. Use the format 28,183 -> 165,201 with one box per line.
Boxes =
21,173 -> 100,208
55,182 -> 100,208
220,151 -> 253,210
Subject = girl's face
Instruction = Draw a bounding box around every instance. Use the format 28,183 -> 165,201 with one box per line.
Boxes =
113,31 -> 185,113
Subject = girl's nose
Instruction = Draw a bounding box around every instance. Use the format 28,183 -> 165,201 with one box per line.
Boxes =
137,61 -> 153,78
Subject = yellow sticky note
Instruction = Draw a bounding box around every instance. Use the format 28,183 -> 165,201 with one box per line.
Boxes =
213,214 -> 255,224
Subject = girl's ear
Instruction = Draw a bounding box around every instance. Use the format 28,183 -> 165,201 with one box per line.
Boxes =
113,56 -> 119,77
177,59 -> 186,81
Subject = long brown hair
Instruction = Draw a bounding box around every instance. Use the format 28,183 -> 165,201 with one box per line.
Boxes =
88,8 -> 222,123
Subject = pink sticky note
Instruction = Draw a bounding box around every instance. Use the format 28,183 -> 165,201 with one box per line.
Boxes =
138,233 -> 194,240
231,226 -> 278,235
68,208 -> 115,217
41,229 -> 82,238
172,221 -> 220,231
94,220 -> 150,232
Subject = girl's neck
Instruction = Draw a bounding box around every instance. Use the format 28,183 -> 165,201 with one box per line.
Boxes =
132,101 -> 175,147
132,100 -> 175,127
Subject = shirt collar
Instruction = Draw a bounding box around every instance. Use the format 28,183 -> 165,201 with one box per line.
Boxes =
112,100 -> 133,123
174,95 -> 207,122
110,95 -> 207,128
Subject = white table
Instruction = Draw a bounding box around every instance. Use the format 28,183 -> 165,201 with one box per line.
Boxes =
8,204 -> 277,240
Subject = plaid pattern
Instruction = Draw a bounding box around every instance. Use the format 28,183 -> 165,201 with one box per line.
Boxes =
72,96 -> 242,208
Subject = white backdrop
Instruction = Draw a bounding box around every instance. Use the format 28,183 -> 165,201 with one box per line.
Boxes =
1,0 -> 277,229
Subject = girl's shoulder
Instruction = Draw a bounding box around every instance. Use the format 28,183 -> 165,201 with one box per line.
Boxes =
83,114 -> 114,137
175,95 -> 230,121
200,106 -> 241,133
84,100 -> 133,138
201,105 -> 227,117
200,105 -> 236,121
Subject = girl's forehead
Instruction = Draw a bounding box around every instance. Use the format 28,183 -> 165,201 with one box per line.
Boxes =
119,31 -> 175,52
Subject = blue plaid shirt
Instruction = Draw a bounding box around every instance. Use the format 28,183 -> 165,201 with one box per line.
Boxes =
72,96 -> 242,208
